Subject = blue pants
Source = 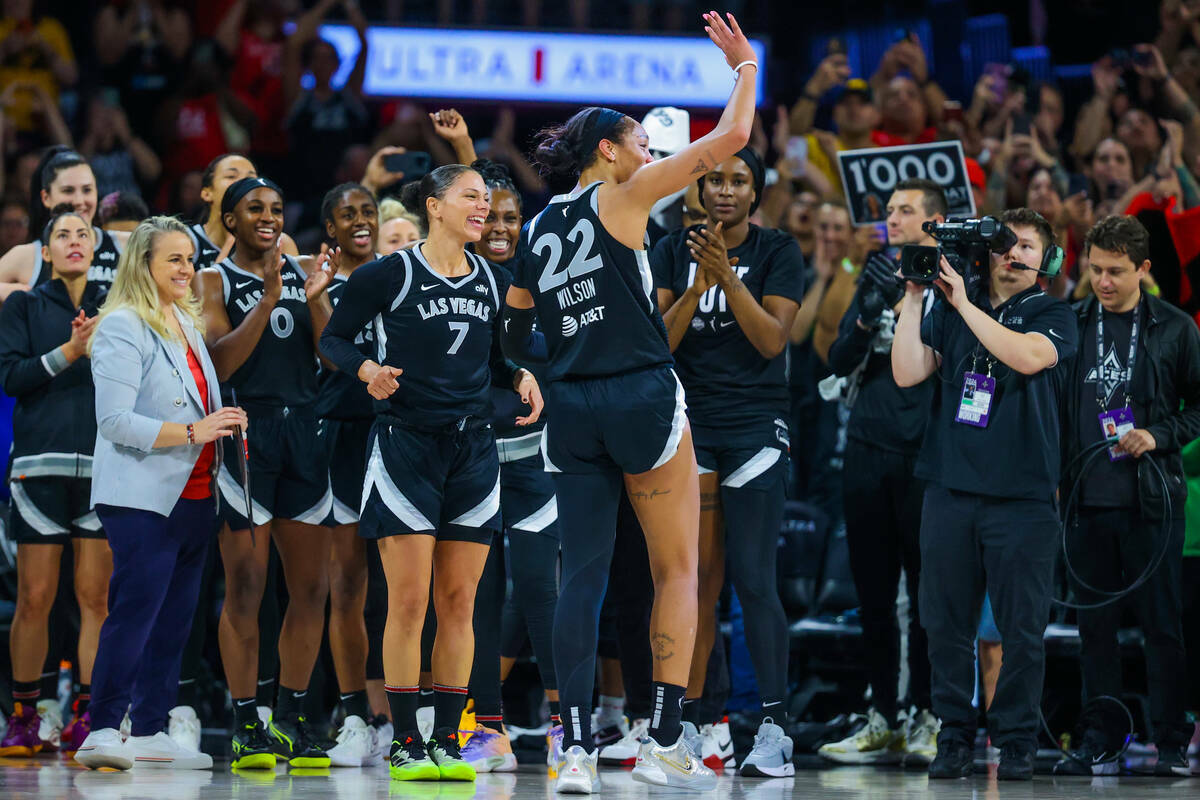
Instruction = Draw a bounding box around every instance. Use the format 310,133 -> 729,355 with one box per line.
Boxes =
90,497 -> 216,736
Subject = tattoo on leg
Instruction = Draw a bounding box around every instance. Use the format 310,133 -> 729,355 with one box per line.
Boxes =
630,488 -> 672,502
700,491 -> 719,512
651,632 -> 676,662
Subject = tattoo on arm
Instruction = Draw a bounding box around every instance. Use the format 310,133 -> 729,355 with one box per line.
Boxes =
651,632 -> 676,662
689,158 -> 709,176
629,488 -> 672,502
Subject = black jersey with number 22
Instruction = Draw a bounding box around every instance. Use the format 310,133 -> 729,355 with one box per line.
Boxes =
513,182 -> 671,381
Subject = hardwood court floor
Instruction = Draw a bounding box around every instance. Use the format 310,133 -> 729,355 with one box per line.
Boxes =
1,759 -> 1198,800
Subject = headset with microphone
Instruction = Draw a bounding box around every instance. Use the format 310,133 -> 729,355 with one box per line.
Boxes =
1007,242 -> 1065,278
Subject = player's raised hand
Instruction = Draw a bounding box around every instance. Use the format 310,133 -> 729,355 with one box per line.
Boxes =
263,237 -> 284,301
702,11 -> 756,71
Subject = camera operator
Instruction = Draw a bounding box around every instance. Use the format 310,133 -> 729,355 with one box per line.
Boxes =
1053,215 -> 1200,778
892,208 -> 1079,780
816,179 -> 944,767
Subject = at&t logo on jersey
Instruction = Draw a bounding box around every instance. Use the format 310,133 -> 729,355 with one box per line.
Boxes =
560,305 -> 607,338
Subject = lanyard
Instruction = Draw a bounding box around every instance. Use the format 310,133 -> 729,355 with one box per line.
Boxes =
1095,303 -> 1139,411
970,306 -> 1008,376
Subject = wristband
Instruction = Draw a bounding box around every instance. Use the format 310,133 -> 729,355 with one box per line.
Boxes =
187,423 -> 195,445
734,60 -> 758,75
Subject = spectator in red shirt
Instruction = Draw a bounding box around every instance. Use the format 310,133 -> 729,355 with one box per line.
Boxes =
215,0 -> 289,172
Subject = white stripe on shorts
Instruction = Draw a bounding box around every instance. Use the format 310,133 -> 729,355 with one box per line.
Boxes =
540,427 -> 561,473
720,447 -> 782,488
217,465 -> 272,526
449,472 -> 501,528
651,371 -> 687,470
72,510 -> 102,532
362,437 -> 434,531
9,481 -> 67,536
292,482 -> 333,525
511,496 -> 558,533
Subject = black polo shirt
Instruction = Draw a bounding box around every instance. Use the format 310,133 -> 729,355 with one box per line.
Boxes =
916,285 -> 1078,502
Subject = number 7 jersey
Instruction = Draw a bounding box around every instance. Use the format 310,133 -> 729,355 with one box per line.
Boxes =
513,181 -> 672,381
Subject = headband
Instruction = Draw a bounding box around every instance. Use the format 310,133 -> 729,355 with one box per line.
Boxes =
221,176 -> 283,225
579,107 -> 627,163
696,146 -> 767,215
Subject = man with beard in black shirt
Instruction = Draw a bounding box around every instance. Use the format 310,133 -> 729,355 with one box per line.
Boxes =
1054,215 -> 1200,777
817,179 -> 944,767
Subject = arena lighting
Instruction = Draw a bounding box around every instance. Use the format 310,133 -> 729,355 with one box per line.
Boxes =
317,24 -> 767,107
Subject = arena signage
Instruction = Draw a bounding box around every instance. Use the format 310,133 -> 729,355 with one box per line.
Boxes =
837,141 -> 976,226
318,24 -> 766,107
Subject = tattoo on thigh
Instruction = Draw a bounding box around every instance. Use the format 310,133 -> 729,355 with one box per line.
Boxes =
651,632 -> 676,662
700,491 -> 719,512
630,488 -> 672,502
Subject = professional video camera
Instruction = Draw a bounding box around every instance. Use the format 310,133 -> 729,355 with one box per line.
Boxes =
897,216 -> 1018,285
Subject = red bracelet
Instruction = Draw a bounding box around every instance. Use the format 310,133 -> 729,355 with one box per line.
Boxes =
187,423 -> 195,445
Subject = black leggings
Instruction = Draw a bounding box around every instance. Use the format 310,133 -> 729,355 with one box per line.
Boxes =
719,470 -> 790,713
605,491 -> 654,719
365,539 -> 386,682
470,532 -> 506,718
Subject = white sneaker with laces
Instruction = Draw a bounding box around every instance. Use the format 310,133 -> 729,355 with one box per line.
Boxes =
817,708 -> 906,764
905,709 -> 940,766
37,700 -> 62,751
370,719 -> 393,763
555,744 -> 600,794
599,717 -> 648,766
739,719 -> 795,778
167,706 -> 202,753
327,715 -> 373,767
631,727 -> 717,791
127,731 -> 212,769
75,727 -> 132,770
700,720 -> 736,770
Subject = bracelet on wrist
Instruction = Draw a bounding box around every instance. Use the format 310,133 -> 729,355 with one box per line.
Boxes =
187,423 -> 195,445
734,60 -> 758,75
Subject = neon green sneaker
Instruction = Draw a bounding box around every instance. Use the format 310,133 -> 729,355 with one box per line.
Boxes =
231,720 -> 277,770
268,714 -> 331,768
390,731 -> 440,781
428,727 -> 476,781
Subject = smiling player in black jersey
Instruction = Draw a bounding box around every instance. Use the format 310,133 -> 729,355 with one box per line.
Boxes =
0,149 -> 125,300
193,177 -> 335,770
500,11 -> 758,794
652,147 -> 803,777
303,182 -> 390,767
321,164 -> 543,783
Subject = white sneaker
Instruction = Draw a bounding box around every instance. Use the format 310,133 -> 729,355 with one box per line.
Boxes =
631,728 -> 717,791
905,709 -> 940,766
75,727 -> 133,770
699,720 -> 736,770
416,706 -> 434,742
817,708 -> 906,764
739,719 -> 795,778
369,719 -> 393,763
168,706 -> 202,753
555,744 -> 600,794
327,715 -> 373,767
127,731 -> 212,769
37,699 -> 63,751
598,717 -> 648,766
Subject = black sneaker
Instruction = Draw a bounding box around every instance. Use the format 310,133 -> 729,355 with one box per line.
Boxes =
268,714 -> 331,768
389,730 -> 439,781
997,743 -> 1034,781
231,720 -> 277,770
1154,743 -> 1191,777
427,726 -> 475,781
928,737 -> 973,779
1053,730 -> 1119,776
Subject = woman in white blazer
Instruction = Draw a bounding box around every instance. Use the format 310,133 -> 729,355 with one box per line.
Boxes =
74,216 -> 247,771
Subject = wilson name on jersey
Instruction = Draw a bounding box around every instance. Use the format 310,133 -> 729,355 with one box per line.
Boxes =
516,181 -> 671,381
320,245 -> 508,426
217,254 -> 319,407
32,227 -> 122,291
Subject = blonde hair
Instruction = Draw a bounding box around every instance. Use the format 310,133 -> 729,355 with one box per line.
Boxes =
93,216 -> 204,349
378,197 -> 425,236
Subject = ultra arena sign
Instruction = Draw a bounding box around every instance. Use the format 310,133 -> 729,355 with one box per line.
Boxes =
318,24 -> 766,107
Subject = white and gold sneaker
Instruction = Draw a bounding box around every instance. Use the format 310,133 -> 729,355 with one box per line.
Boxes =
817,709 -> 906,765
631,724 -> 717,791
555,744 -> 600,794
